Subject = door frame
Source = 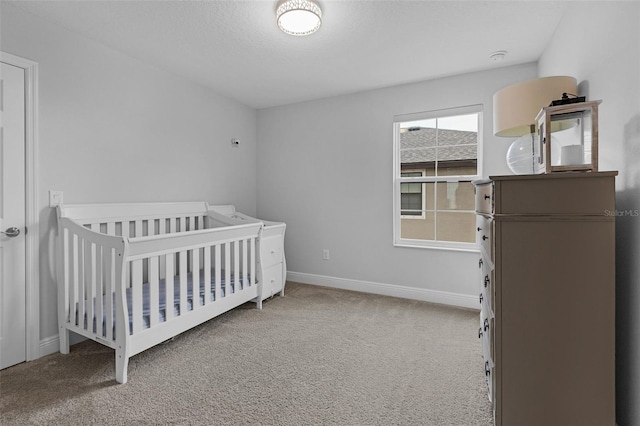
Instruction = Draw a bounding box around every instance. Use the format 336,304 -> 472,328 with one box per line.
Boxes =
1,51 -> 40,362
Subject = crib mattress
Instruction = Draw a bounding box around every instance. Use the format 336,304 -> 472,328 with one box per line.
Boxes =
76,270 -> 249,336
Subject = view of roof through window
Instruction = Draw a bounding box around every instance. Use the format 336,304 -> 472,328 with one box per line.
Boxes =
400,113 -> 478,174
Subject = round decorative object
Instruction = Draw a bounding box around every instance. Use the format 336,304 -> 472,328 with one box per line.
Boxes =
506,133 -> 559,174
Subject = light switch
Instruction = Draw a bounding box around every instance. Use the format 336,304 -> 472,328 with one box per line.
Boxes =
49,190 -> 63,207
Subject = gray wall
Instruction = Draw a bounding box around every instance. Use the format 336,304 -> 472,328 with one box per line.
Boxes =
539,3 -> 640,424
1,5 -> 258,342
256,63 -> 537,299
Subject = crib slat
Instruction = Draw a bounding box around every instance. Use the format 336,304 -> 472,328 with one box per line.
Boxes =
106,222 -> 115,236
203,246 -> 211,304
95,245 -> 104,338
214,245 -> 221,299
242,239 -> 248,289
225,242 -> 231,295
169,217 -> 176,234
121,221 -> 129,238
78,238 -> 86,331
165,253 -> 174,321
85,240 -> 95,334
158,220 -> 167,279
250,237 -> 256,286
132,259 -> 143,334
149,256 -> 159,327
60,229 -> 70,322
234,240 -> 240,291
104,247 -> 114,341
121,222 -> 130,299
179,251 -> 188,315
148,219 -> 157,237
113,246 -> 126,342
192,248 -> 200,308
69,233 -> 78,325
59,229 -> 69,323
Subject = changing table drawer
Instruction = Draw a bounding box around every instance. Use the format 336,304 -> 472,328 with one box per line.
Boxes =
261,264 -> 283,298
260,236 -> 283,268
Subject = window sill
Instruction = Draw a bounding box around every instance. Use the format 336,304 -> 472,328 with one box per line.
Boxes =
394,239 -> 480,253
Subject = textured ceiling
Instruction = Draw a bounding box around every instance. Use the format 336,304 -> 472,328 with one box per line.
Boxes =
8,0 -> 570,109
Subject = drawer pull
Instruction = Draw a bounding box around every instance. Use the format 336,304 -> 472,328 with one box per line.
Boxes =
477,227 -> 482,232
478,327 -> 483,339
478,258 -> 483,268
484,318 -> 489,332
479,293 -> 483,304
484,275 -> 490,287
485,361 -> 490,376
482,235 -> 488,241
484,194 -> 491,200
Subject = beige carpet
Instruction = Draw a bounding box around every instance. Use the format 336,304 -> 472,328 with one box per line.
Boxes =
0,282 -> 493,425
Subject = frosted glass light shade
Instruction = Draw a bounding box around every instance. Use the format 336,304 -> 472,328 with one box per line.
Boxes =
277,0 -> 322,36
507,133 -> 560,174
493,76 -> 577,137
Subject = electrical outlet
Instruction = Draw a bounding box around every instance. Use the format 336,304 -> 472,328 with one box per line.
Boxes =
322,249 -> 330,260
49,190 -> 63,207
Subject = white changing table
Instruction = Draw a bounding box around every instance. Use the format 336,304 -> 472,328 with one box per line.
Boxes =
208,205 -> 286,304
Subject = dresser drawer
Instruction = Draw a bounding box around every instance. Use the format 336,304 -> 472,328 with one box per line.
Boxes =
493,172 -> 617,215
479,257 -> 494,315
474,182 -> 494,215
480,322 -> 495,403
481,268 -> 494,315
260,235 -> 283,268
480,308 -> 494,362
476,215 -> 493,260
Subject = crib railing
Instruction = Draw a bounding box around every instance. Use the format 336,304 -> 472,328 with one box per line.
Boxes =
58,217 -> 126,347
125,225 -> 258,334
57,212 -> 261,350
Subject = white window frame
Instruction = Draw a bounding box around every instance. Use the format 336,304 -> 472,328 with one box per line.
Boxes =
393,104 -> 483,251
400,170 -> 426,219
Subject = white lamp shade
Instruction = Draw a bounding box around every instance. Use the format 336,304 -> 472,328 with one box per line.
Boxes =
493,76 -> 577,137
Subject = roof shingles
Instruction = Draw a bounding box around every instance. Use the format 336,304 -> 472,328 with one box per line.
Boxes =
400,128 -> 477,163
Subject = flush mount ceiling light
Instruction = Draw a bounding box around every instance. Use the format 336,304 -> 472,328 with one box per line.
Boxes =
276,0 -> 322,36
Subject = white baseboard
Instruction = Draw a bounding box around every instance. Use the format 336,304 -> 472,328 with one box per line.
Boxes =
286,271 -> 479,310
40,332 -> 88,357
40,334 -> 59,357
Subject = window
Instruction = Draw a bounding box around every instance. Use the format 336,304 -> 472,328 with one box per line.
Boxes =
393,105 -> 482,250
400,171 -> 424,216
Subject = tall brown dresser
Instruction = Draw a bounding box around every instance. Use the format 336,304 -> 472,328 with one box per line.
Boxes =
474,172 -> 617,426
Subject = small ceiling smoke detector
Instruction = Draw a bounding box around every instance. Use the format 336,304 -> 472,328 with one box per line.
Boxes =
490,50 -> 507,62
276,0 -> 322,36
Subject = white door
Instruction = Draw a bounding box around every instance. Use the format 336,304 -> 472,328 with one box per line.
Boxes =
0,61 -> 27,369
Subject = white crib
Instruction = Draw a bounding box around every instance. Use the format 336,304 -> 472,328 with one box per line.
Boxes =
56,202 -> 264,383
